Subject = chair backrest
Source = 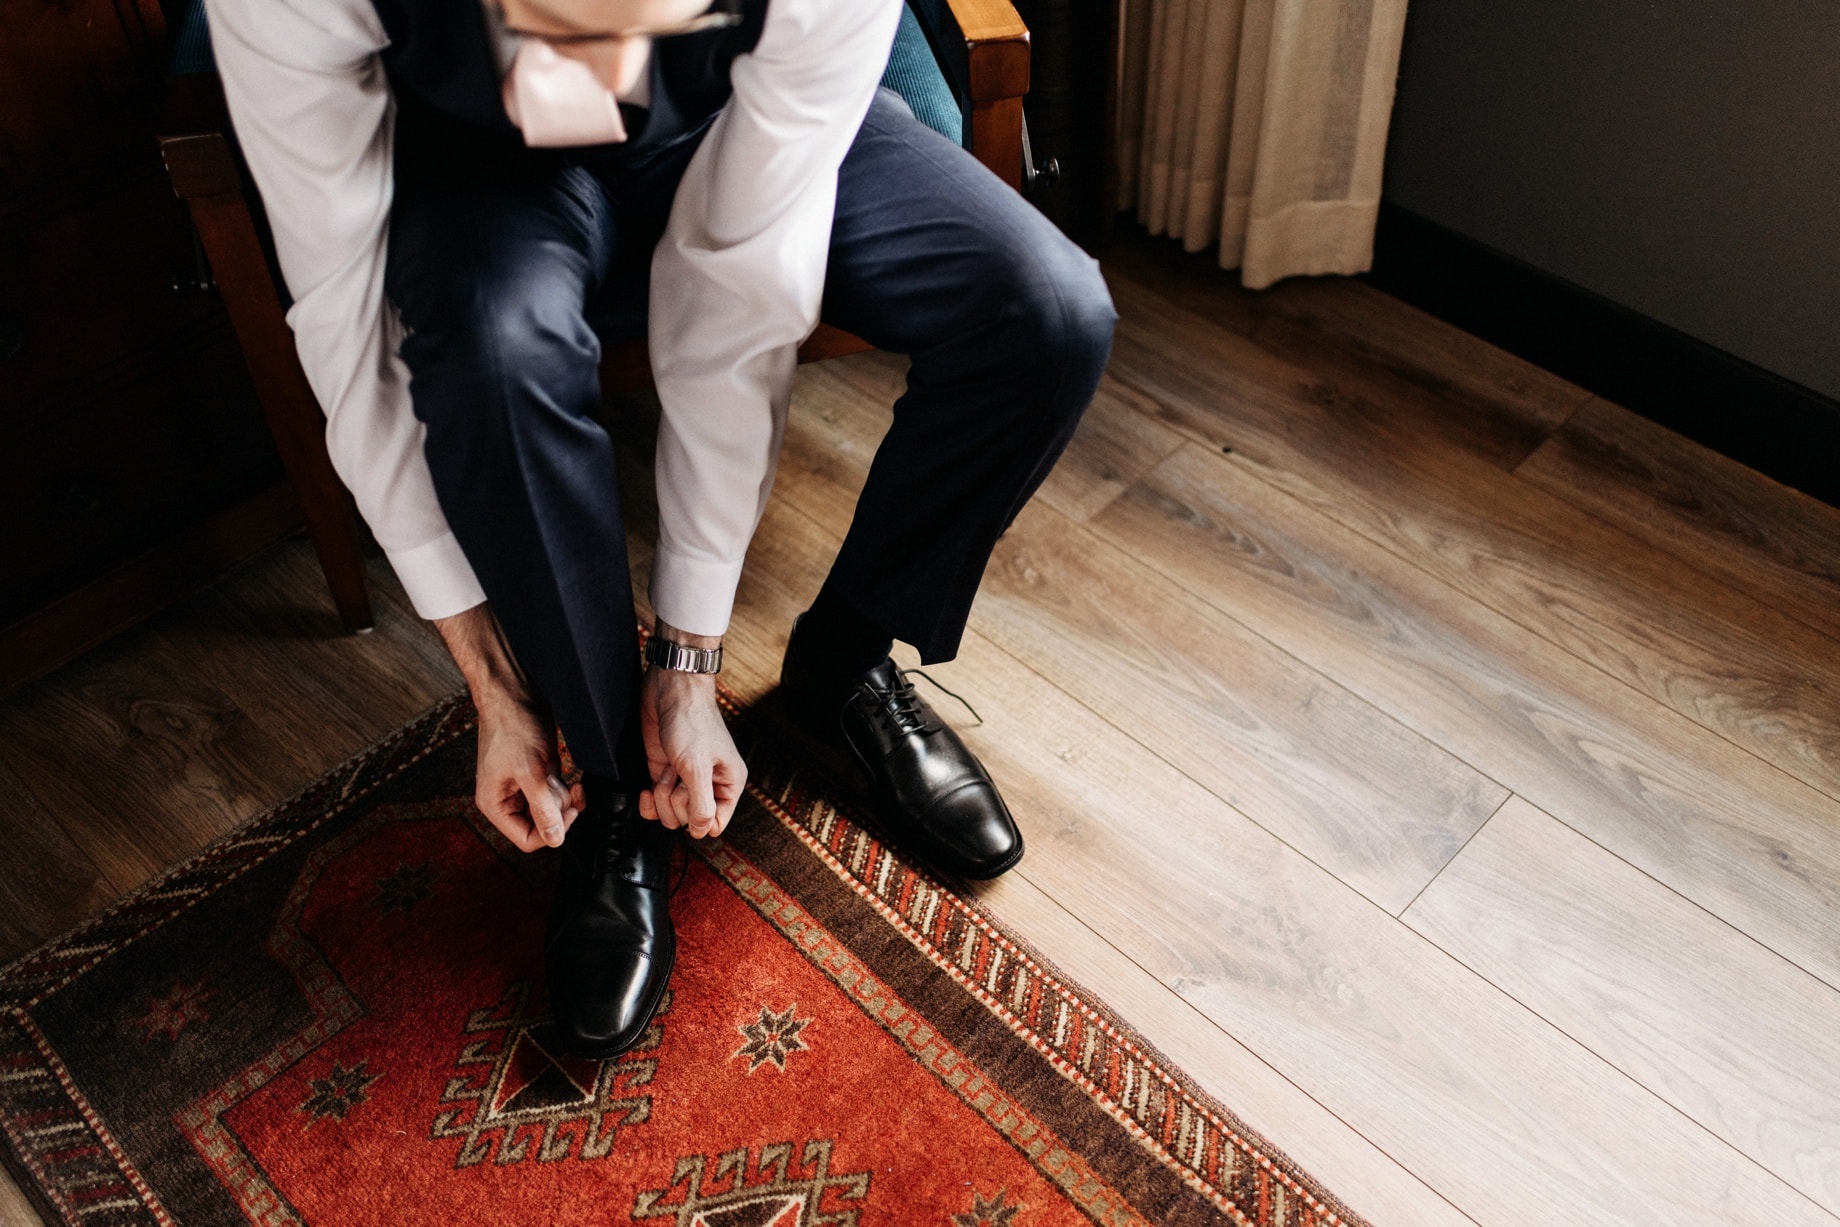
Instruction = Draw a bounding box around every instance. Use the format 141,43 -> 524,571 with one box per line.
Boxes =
167,0 -> 968,146
882,2 -> 963,146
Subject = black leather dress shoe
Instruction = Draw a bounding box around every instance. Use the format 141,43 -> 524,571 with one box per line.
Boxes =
544,787 -> 676,1059
782,641 -> 1024,880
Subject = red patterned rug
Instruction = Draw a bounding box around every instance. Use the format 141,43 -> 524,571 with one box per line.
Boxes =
0,692 -> 1371,1226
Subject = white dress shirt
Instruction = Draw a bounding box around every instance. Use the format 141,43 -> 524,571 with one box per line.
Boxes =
204,0 -> 901,634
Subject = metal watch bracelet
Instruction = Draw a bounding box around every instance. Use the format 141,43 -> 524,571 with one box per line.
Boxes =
644,636 -> 724,674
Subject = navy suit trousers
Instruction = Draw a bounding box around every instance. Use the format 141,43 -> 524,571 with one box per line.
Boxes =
384,89 -> 1116,780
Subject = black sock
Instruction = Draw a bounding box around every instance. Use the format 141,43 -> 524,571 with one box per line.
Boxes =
793,583 -> 894,696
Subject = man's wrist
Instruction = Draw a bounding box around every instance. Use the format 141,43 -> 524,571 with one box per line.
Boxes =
646,638 -> 724,674
646,620 -> 723,683
653,618 -> 722,651
433,603 -> 536,714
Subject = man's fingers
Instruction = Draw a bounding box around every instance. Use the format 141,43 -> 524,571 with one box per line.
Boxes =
492,816 -> 546,853
639,788 -> 680,828
658,767 -> 683,828
479,795 -> 547,853
547,774 -> 580,835
521,769 -> 568,848
712,764 -> 746,835
670,781 -> 707,839
506,822 -> 547,853
683,759 -> 717,837
648,766 -> 684,829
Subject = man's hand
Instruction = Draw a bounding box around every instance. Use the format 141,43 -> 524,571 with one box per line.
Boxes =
434,604 -> 583,852
639,621 -> 746,839
473,690 -> 583,852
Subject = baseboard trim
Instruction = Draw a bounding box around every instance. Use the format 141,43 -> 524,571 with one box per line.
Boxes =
1366,202 -> 1840,508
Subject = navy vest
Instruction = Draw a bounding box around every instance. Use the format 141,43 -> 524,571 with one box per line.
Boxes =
373,0 -> 770,170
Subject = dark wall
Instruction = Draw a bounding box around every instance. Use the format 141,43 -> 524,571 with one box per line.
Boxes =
1382,1 -> 1840,402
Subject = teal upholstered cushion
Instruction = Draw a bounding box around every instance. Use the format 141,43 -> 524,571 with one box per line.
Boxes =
170,0 -> 215,75
880,3 -> 961,146
168,0 -> 968,150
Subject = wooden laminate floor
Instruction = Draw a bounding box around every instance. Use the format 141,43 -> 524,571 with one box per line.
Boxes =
4,235 -> 1837,1226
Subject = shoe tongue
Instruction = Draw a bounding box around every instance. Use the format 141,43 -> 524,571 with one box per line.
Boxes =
558,789 -> 629,861
859,657 -> 906,692
577,777 -> 637,830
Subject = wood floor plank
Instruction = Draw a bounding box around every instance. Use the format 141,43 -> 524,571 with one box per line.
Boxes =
0,1163 -> 47,1227
1031,374 -> 1189,525
1101,276 -> 1840,806
1405,796 -> 1840,1215
771,363 -> 1510,911
0,638 -> 314,893
1089,442 -> 1840,989
219,543 -> 462,719
1104,239 -> 1590,470
0,546 -> 460,895
1516,397 -> 1840,640
968,872 -> 1480,1227
728,485 -> 1827,1226
898,630 -> 1829,1227
0,755 -> 115,964
977,503 -> 1509,913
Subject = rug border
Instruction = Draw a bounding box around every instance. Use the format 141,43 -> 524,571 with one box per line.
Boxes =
0,689 -> 1375,1227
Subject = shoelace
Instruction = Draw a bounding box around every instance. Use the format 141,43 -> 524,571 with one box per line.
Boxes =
869,668 -> 984,733
596,807 -> 690,896
596,819 -> 632,877
669,840 -> 690,897
870,674 -> 931,734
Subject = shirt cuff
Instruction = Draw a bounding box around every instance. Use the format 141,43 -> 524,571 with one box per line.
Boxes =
384,531 -> 487,621
649,545 -> 745,638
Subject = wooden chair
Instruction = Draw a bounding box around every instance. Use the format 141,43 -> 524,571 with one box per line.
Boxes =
157,0 -> 1032,633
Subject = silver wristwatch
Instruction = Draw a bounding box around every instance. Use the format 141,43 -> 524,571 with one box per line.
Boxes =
644,636 -> 724,674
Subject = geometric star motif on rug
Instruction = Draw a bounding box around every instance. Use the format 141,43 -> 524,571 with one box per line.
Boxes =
431,980 -> 666,1167
130,978 -> 214,1042
632,1138 -> 871,1227
373,859 -> 438,914
732,1004 -> 811,1073
952,1188 -> 1023,1227
296,1059 -> 383,1126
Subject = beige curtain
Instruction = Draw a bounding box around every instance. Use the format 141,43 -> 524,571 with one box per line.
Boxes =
1116,0 -> 1410,289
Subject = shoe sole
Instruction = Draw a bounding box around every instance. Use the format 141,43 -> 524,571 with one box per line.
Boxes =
951,835 -> 1026,881
877,797 -> 1025,880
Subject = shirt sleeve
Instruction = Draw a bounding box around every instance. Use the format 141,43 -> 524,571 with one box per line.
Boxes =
646,0 -> 904,636
204,0 -> 487,620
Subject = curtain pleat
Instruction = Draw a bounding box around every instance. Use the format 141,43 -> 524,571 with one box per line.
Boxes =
1118,0 -> 1409,289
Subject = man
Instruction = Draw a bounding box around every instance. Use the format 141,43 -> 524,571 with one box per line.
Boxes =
207,0 -> 1114,1057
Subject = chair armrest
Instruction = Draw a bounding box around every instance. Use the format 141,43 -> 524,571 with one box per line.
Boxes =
937,0 -> 1030,189
158,74 -> 241,199
940,0 -> 1030,62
